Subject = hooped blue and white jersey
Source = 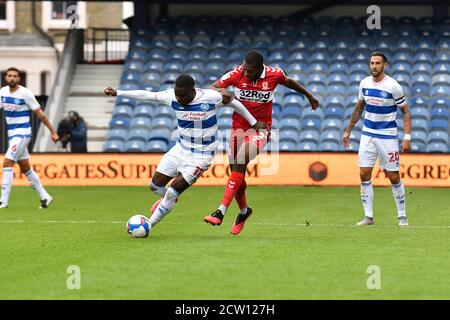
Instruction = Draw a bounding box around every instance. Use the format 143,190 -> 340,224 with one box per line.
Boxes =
0,85 -> 40,140
359,75 -> 407,139
153,88 -> 223,154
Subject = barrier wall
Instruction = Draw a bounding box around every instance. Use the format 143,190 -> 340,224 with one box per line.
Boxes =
4,153 -> 449,187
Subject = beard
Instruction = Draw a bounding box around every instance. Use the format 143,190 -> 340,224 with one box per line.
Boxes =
7,81 -> 18,88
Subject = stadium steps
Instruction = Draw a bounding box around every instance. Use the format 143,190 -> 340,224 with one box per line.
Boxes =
64,64 -> 122,151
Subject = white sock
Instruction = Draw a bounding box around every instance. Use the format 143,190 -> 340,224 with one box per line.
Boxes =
149,187 -> 179,227
361,181 -> 374,218
150,181 -> 167,198
1,168 -> 14,205
25,169 -> 50,200
218,204 -> 228,215
239,207 -> 248,215
392,181 -> 406,218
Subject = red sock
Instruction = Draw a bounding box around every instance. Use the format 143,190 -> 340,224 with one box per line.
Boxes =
221,172 -> 245,207
235,179 -> 247,210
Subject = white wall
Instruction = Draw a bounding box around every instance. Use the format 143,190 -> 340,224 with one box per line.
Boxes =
0,47 -> 58,95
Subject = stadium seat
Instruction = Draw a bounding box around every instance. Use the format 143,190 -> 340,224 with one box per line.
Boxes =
322,118 -> 343,131
428,130 -> 448,144
411,131 -> 427,144
103,140 -> 125,152
430,119 -> 449,131
297,142 -> 318,151
410,107 -> 430,121
320,130 -> 340,143
280,118 -> 301,131
431,85 -> 450,97
281,106 -> 302,118
112,106 -> 133,118
130,117 -> 152,129
319,141 -> 340,151
411,118 -> 428,132
431,107 -> 449,120
279,141 -> 297,151
107,129 -> 128,142
426,143 -> 447,153
301,118 -> 321,131
302,108 -> 324,121
127,128 -> 150,142
410,142 -> 426,153
148,128 -> 172,144
325,106 -> 345,120
133,105 -> 155,119
125,140 -> 146,152
299,130 -> 320,143
279,130 -> 299,144
110,116 -> 130,129
146,140 -> 169,152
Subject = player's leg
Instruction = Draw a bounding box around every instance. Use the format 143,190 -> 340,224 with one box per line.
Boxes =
18,140 -> 53,208
148,173 -> 189,227
150,150 -> 211,227
149,145 -> 182,213
356,135 -> 377,225
378,139 -> 408,226
0,137 -> 27,208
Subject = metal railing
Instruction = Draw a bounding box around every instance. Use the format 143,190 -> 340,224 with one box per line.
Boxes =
84,28 -> 130,63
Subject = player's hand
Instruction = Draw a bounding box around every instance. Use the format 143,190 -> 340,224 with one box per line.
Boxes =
104,87 -> 117,96
219,88 -> 233,104
251,121 -> 269,131
307,95 -> 319,111
401,139 -> 411,153
51,133 -> 60,143
342,130 -> 351,149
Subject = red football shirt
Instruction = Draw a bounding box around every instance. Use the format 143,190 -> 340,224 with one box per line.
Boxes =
215,65 -> 287,130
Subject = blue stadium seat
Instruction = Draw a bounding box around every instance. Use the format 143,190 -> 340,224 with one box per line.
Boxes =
269,51 -> 289,62
349,74 -> 364,86
411,118 -> 428,132
392,63 -> 411,76
297,142 -> 318,151
325,106 -> 345,120
288,52 -> 310,63
281,106 -> 302,118
110,116 -> 130,129
103,140 -> 125,152
121,71 -> 141,84
127,128 -> 150,142
411,84 -> 430,96
349,131 -> 361,143
320,130 -> 340,143
115,96 -> 136,108
161,73 -> 178,84
322,118 -> 343,131
306,74 -> 327,87
164,61 -> 183,73
431,85 -> 450,97
328,74 -> 348,86
350,63 -> 368,75
328,84 -> 347,96
412,63 -> 432,75
145,140 -> 169,152
167,49 -> 188,61
426,143 -> 447,153
141,72 -> 161,84
301,118 -> 321,131
107,129 -> 128,142
282,94 -> 305,108
310,52 -> 329,64
431,74 -> 450,86
410,107 -> 430,121
411,131 -> 427,144
411,74 -> 431,86
127,50 -> 146,62
279,130 -> 299,144
279,142 -> 297,151
393,52 -> 413,63
287,62 -> 308,74
299,130 -> 320,143
133,105 -> 155,119
185,60 -> 205,73
112,106 -> 133,118
410,96 -> 429,109
130,117 -> 151,129
325,96 -> 345,109
319,141 -> 340,151
430,119 -> 449,131
119,83 -> 139,91
428,130 -> 449,144
433,63 -> 450,75
208,49 -> 228,61
431,97 -> 450,109
301,108 -> 323,120
125,140 -> 146,152
431,107 -> 449,120
148,128 -> 172,144
410,142 -> 426,152
308,63 -> 328,75
280,118 -> 301,131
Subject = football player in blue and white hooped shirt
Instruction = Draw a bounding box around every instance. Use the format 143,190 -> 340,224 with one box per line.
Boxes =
342,52 -> 412,227
0,67 -> 60,209
104,74 -> 267,229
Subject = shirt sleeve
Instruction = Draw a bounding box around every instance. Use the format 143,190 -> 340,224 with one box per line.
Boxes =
205,89 -> 223,105
217,99 -> 257,126
117,89 -> 173,105
25,90 -> 41,110
276,67 -> 288,84
215,67 -> 240,88
358,81 -> 364,100
392,82 -> 407,107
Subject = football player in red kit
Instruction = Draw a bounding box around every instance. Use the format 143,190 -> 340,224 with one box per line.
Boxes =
204,50 -> 319,235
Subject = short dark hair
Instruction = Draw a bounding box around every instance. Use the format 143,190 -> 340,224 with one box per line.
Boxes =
175,74 -> 195,88
371,51 -> 387,63
244,50 -> 264,67
6,67 -> 20,75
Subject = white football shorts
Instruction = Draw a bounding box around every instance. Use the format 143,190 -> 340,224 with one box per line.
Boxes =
358,134 -> 400,171
5,136 -> 31,162
156,142 -> 214,185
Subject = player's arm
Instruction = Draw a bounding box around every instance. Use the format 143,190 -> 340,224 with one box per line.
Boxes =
342,99 -> 366,148
281,77 -> 319,110
399,104 -> 411,153
220,99 -> 267,130
211,81 -> 233,104
33,108 -> 59,143
104,87 -> 160,101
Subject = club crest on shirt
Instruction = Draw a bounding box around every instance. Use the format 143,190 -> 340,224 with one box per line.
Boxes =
262,82 -> 269,90
201,103 -> 209,111
380,90 -> 389,98
14,99 -> 21,104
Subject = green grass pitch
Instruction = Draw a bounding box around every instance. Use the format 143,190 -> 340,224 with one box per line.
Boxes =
0,185 -> 448,299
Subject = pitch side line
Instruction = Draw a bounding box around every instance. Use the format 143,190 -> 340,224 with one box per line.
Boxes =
0,220 -> 449,229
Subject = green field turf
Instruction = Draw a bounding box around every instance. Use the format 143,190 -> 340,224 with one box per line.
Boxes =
0,185 -> 448,300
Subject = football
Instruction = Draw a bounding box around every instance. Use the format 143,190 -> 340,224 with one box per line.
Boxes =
126,214 -> 151,238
